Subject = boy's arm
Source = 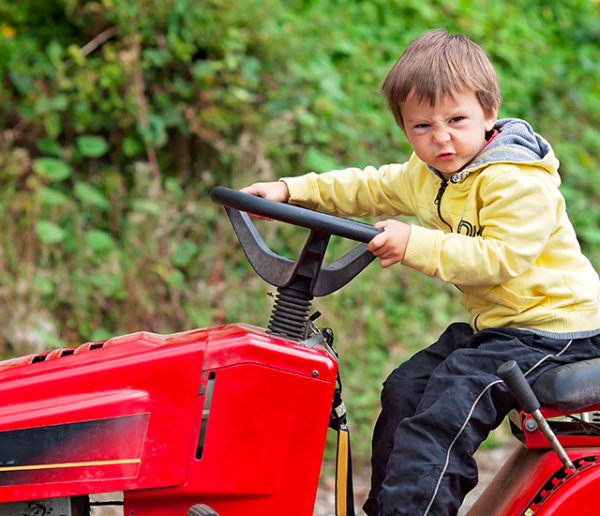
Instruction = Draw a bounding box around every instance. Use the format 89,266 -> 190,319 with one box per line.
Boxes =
241,159 -> 418,267
241,176 -> 413,269
402,169 -> 560,285
281,161 -> 417,218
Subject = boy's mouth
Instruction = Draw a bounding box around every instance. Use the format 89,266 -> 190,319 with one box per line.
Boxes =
437,152 -> 455,160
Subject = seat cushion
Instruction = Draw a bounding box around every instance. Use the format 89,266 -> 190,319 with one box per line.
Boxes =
533,358 -> 600,412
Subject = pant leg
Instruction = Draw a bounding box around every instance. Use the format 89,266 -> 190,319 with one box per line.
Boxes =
363,323 -> 474,516
378,329 -> 600,516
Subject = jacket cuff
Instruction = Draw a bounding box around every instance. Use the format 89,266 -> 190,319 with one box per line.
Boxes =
280,177 -> 316,207
402,225 -> 442,277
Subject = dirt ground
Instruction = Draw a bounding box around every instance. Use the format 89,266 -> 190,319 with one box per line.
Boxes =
314,444 -> 515,515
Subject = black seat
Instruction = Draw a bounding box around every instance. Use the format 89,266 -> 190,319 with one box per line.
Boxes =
533,358 -> 600,412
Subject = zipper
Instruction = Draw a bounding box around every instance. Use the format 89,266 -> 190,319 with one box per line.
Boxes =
434,179 -> 453,232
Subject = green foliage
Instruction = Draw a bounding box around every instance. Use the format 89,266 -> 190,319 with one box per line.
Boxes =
1,0 -> 599,464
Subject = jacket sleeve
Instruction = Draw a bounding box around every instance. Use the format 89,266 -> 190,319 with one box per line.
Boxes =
402,168 -> 561,286
281,159 -> 418,218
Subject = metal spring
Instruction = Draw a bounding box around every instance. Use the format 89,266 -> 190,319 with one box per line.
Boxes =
267,287 -> 313,341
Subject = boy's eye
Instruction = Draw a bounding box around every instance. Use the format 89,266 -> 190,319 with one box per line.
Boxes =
414,123 -> 430,130
449,116 -> 465,123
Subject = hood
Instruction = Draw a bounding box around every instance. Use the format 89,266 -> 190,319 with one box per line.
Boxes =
448,118 -> 560,185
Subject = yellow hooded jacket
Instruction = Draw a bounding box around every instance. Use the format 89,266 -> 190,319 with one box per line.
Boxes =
283,119 -> 600,336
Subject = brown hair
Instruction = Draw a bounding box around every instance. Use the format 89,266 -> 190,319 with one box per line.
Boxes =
381,29 -> 500,129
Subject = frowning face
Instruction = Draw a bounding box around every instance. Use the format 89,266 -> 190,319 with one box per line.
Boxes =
401,90 -> 498,178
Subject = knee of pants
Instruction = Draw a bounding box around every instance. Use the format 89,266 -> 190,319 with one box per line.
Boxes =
381,365 -> 411,397
380,367 -> 427,414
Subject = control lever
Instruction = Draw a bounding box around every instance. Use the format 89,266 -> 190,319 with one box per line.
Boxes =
497,360 -> 575,470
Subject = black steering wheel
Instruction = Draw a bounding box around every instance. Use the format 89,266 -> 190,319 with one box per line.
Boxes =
210,186 -> 380,243
211,187 -> 381,340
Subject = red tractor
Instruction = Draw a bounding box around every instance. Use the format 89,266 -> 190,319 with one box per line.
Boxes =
0,187 -> 599,515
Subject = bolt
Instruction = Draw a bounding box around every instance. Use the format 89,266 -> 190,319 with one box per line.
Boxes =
312,370 -> 319,377
524,417 -> 538,432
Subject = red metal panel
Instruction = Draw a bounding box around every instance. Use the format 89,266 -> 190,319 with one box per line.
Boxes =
534,461 -> 600,514
0,328 -> 208,501
125,325 -> 338,515
0,323 -> 338,515
468,447 -> 600,515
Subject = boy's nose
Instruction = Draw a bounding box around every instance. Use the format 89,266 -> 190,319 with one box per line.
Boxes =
433,127 -> 451,144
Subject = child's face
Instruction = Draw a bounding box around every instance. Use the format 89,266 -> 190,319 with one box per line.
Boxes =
400,90 -> 498,178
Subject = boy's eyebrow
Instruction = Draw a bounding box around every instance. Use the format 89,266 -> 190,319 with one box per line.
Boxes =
405,114 -> 435,124
405,108 -> 466,125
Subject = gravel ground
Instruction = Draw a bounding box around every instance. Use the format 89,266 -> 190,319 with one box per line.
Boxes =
314,444 -> 515,515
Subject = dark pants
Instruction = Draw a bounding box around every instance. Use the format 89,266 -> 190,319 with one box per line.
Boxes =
362,323 -> 600,516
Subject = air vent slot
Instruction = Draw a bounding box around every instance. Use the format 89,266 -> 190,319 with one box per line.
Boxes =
196,372 -> 216,459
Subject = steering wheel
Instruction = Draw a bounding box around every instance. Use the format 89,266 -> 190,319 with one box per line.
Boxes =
210,186 -> 380,243
211,187 -> 381,339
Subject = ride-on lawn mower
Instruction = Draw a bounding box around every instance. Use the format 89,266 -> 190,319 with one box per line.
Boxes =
1,186 -> 600,515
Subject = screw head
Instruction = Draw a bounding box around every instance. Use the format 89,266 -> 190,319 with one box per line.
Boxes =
524,418 -> 538,432
312,370 -> 319,377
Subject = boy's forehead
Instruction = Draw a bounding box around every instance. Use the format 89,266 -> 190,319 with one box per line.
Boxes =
403,88 -> 479,114
406,87 -> 468,107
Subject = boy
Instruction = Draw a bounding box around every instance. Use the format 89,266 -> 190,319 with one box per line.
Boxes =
242,29 -> 600,515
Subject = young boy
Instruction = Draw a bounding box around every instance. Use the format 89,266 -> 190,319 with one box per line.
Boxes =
242,29 -> 600,515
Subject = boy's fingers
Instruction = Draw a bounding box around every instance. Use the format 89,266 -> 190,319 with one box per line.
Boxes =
379,257 -> 394,268
248,213 -> 273,221
240,185 -> 259,195
368,232 -> 387,253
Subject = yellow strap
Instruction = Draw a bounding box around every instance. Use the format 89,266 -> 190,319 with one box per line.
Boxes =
336,427 -> 350,516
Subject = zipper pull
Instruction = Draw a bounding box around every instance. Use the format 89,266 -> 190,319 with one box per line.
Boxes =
434,179 -> 448,205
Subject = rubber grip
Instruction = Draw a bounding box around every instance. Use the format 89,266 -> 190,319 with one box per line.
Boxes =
210,186 -> 381,243
497,360 -> 540,413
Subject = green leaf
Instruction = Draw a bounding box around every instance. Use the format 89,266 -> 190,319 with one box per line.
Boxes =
33,158 -> 72,182
90,328 -> 113,342
38,186 -> 69,206
33,274 -> 55,296
75,182 -> 110,210
578,226 -> 600,247
35,220 -> 67,244
165,268 -> 186,289
142,114 -> 168,148
85,229 -> 115,252
88,272 -> 125,299
8,70 -> 32,95
303,147 -> 339,173
76,135 -> 109,158
172,239 -> 198,267
43,111 -> 62,139
36,137 -> 62,156
132,199 -> 162,215
122,136 -> 143,157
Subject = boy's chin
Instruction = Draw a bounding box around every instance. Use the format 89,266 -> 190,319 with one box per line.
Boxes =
435,162 -> 470,178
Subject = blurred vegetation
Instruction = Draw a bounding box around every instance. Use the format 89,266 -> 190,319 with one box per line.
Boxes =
1,0 -> 599,463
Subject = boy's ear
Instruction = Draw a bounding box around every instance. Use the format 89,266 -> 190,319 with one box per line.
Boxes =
485,106 -> 499,132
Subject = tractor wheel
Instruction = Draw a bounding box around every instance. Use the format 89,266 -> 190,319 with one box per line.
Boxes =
187,504 -> 219,516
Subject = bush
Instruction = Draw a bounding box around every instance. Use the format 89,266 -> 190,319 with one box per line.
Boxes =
1,0 -> 599,462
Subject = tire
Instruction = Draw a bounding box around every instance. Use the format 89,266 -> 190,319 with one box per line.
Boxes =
187,504 -> 219,516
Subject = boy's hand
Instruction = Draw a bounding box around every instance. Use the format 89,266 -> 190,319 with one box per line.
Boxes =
368,219 -> 411,268
240,181 -> 290,203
